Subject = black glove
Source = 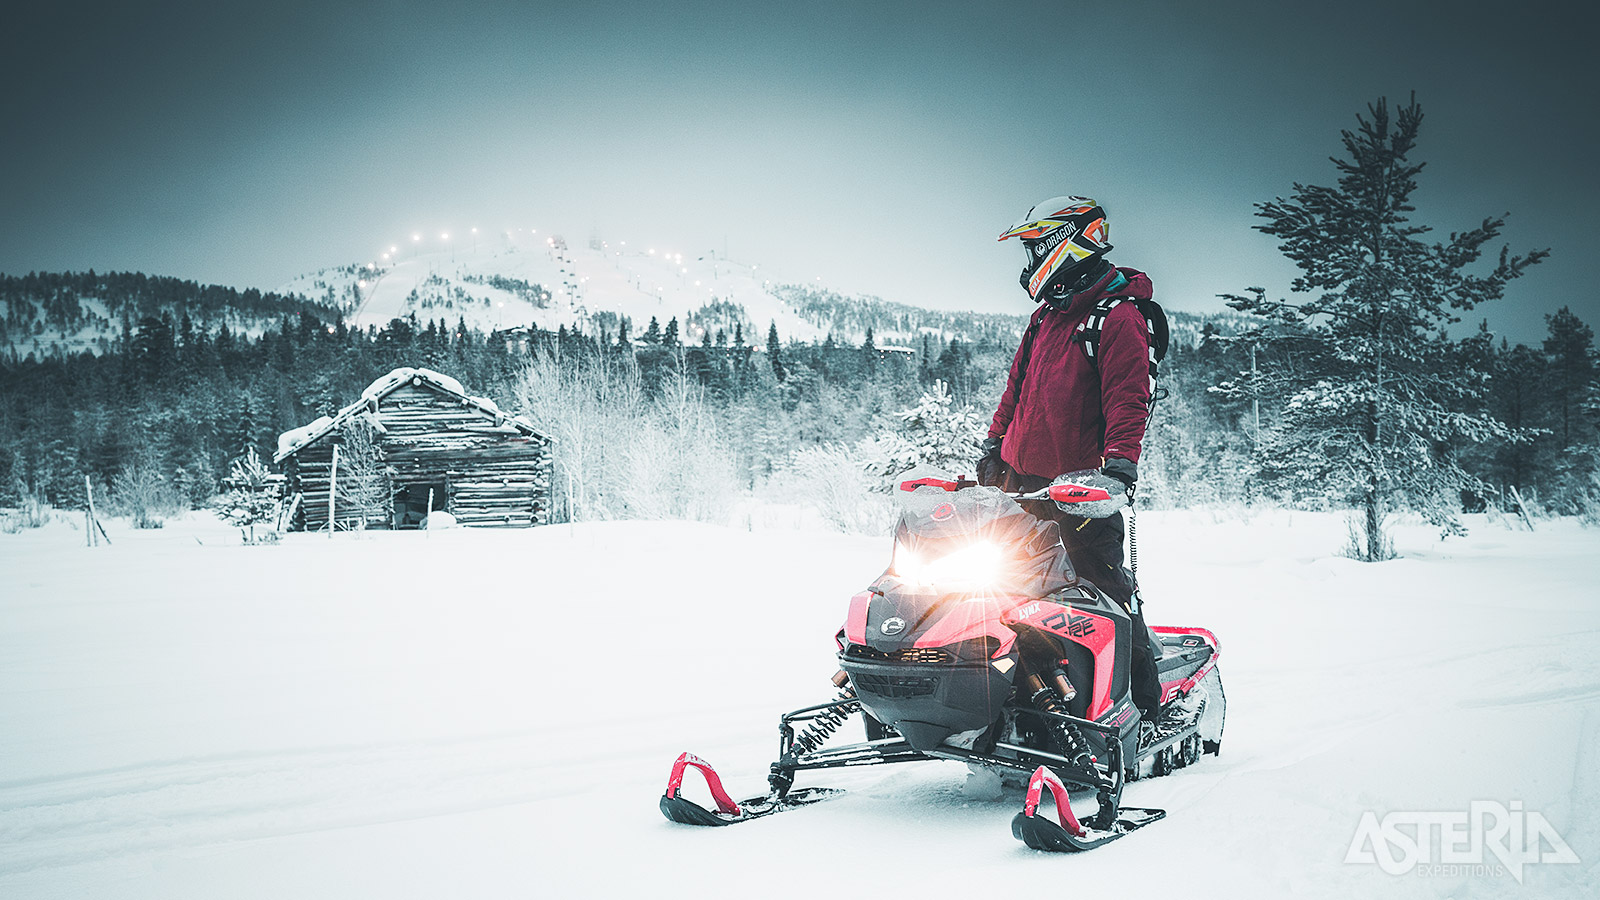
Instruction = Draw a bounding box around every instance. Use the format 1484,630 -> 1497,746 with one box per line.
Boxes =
976,436 -> 1005,486
1101,456 -> 1138,492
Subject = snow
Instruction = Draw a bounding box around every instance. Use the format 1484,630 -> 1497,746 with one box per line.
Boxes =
359,367 -> 464,402
1,510 -> 1597,898
276,416 -> 332,458
277,232 -> 833,342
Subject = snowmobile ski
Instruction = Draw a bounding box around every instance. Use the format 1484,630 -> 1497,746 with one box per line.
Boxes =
659,752 -> 844,826
1010,766 -> 1165,852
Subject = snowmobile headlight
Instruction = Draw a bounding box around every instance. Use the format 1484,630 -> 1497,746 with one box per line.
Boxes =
894,541 -> 1004,591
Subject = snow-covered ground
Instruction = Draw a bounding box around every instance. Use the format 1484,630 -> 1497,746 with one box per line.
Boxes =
2,510 -> 1596,898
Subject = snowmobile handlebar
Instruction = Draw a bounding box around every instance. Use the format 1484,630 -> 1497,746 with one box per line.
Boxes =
898,473 -> 1130,518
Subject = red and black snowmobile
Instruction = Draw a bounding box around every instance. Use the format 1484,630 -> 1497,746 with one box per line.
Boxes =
660,471 -> 1225,852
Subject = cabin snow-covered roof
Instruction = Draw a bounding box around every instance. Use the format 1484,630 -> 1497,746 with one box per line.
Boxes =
274,366 -> 540,462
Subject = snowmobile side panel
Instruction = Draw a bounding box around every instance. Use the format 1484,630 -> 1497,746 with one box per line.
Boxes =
1150,626 -> 1220,705
1009,602 -> 1120,719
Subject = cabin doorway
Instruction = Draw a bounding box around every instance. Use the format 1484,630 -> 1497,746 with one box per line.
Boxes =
393,482 -> 446,529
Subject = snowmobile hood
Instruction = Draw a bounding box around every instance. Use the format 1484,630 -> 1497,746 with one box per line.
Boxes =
872,483 -> 1078,600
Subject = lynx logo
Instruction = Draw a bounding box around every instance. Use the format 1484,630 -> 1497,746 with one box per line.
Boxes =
1344,801 -> 1579,883
931,503 -> 955,521
880,617 -> 906,636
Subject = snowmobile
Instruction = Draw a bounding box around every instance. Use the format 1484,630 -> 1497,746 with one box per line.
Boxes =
659,471 -> 1225,852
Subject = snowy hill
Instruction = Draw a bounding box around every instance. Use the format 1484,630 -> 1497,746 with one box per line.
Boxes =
278,230 -> 838,345
1,511 -> 1595,898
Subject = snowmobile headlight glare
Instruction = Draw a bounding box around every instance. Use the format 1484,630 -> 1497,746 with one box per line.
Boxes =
894,541 -> 1004,591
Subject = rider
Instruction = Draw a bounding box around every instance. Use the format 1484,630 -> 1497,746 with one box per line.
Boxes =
977,195 -> 1164,722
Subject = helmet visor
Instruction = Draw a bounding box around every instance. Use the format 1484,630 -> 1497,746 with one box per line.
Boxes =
1020,238 -> 1039,268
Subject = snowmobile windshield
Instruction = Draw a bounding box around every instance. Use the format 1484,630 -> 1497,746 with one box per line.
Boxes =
877,477 -> 1078,599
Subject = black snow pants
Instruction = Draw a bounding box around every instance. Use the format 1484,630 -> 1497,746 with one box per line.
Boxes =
994,469 -> 1164,719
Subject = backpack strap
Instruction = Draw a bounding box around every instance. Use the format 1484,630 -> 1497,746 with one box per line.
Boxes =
1076,296 -> 1161,400
1011,304 -> 1050,386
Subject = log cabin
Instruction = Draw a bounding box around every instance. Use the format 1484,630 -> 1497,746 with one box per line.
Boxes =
274,367 -> 551,530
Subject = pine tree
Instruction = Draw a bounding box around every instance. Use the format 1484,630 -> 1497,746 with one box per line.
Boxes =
766,321 -> 786,382
1223,96 -> 1547,557
213,447 -> 279,542
1542,307 -> 1596,449
642,316 -> 662,344
1539,307 -> 1598,513
664,317 -> 680,348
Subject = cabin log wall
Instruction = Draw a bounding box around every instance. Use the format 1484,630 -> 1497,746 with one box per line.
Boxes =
284,379 -> 551,531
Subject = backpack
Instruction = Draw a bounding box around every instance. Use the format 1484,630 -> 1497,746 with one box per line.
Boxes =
1014,293 -> 1170,404
1075,295 -> 1169,400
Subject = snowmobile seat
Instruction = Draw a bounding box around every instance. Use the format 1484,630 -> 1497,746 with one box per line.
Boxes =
1148,624 -> 1167,659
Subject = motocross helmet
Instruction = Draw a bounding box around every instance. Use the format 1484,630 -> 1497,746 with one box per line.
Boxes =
998,196 -> 1111,300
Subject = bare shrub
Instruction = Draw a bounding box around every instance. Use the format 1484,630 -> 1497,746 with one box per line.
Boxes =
111,462 -> 180,529
1341,512 -> 1395,561
4,476 -> 52,531
771,443 -> 896,535
334,417 -> 393,530
515,349 -> 741,524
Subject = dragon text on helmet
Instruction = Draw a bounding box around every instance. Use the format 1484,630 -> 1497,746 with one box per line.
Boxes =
1032,222 -> 1076,257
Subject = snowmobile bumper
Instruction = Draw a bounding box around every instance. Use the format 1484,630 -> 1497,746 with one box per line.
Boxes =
840,657 -> 1015,752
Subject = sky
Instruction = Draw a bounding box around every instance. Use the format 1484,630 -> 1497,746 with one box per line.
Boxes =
2,0 -> 1595,345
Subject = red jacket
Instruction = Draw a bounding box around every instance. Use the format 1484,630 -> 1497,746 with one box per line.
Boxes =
988,266 -> 1154,478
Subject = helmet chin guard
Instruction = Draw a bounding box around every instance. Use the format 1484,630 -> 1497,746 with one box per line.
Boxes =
1000,196 -> 1112,299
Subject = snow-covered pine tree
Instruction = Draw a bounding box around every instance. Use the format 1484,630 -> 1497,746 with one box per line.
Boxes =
1222,96 -> 1546,558
766,321 -> 786,382
214,447 -> 279,543
858,380 -> 987,484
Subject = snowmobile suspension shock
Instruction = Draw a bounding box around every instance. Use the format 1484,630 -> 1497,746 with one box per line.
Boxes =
771,671 -> 859,797
791,670 -> 858,756
1026,671 -> 1093,766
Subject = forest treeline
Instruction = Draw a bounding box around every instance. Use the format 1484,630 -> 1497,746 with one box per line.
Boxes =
0,294 -> 1594,530
1,270 -> 341,351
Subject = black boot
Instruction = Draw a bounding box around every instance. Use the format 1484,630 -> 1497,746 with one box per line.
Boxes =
1128,599 -> 1163,721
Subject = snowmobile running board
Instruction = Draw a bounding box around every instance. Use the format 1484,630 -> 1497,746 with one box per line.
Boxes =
1012,766 -> 1166,852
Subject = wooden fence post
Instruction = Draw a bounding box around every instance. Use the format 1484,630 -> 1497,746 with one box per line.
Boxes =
84,474 -> 109,546
328,443 -> 340,538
